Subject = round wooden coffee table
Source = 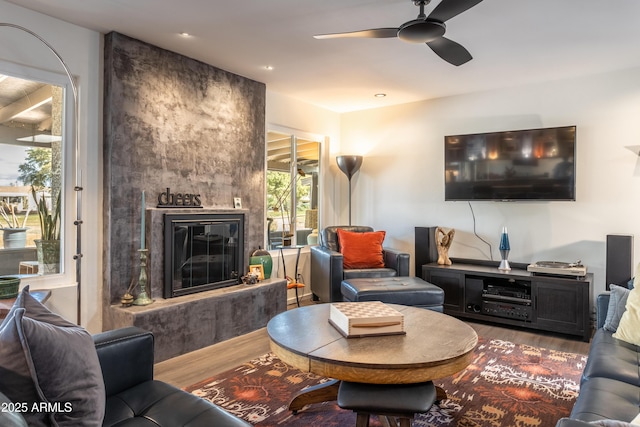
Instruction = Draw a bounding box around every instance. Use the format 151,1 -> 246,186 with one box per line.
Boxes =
267,303 -> 478,412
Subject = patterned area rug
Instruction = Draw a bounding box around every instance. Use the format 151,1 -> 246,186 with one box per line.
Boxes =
185,338 -> 586,426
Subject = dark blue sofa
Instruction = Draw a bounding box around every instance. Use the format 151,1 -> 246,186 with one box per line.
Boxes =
556,286 -> 639,426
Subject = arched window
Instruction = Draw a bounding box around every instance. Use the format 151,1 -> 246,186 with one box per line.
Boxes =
0,61 -> 73,283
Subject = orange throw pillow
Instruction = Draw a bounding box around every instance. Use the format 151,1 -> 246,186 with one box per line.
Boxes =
337,229 -> 386,269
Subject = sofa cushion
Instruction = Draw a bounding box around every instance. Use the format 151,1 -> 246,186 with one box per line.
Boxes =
321,226 -> 374,252
337,229 -> 386,269
603,285 -> 631,332
613,282 -> 640,346
0,287 -> 105,426
103,380 -> 252,427
589,420 -> 639,426
581,329 -> 640,387
569,377 -> 640,423
343,268 -> 398,279
589,412 -> 640,425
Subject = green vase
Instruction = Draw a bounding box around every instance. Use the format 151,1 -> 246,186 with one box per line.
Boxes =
250,248 -> 272,279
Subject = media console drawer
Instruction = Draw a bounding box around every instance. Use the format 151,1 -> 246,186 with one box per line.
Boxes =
422,262 -> 592,342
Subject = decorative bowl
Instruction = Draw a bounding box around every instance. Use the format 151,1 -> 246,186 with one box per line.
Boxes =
0,276 -> 20,299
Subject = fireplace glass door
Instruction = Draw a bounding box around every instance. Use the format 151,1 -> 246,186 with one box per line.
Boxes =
164,213 -> 243,298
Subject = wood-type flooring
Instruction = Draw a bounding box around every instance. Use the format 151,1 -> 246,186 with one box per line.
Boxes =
155,298 -> 592,389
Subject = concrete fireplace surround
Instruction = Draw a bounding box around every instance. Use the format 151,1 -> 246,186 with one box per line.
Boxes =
102,32 -> 284,361
109,279 -> 286,362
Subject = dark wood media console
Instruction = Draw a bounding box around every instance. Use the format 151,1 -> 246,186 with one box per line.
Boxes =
421,261 -> 592,342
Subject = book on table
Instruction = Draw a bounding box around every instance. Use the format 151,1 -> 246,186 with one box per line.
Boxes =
328,301 -> 405,338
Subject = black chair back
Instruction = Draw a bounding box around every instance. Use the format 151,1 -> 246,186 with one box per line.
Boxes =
320,226 -> 374,252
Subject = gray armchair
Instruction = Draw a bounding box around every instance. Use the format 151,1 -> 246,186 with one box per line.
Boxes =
310,226 -> 410,302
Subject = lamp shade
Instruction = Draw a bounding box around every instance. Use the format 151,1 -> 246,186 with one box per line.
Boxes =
336,155 -> 363,179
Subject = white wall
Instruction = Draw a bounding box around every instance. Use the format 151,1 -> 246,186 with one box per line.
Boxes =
0,1 -> 103,331
266,91 -> 341,303
340,68 -> 640,305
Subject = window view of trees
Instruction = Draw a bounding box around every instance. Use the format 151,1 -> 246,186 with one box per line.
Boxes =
266,131 -> 320,249
19,147 -> 53,188
0,147 -> 52,248
0,72 -> 62,276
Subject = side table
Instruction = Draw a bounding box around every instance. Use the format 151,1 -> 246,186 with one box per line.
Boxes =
276,245 -> 305,306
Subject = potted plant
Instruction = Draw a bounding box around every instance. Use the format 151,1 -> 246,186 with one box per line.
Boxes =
0,201 -> 30,249
31,187 -> 61,275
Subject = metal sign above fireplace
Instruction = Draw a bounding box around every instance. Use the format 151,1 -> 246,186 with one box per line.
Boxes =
157,187 -> 203,208
163,213 -> 244,298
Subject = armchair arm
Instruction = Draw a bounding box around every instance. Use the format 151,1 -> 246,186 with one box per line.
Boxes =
383,248 -> 410,277
596,292 -> 611,330
93,326 -> 154,397
310,245 -> 345,302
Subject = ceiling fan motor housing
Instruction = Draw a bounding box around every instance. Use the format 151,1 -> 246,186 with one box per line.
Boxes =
397,20 -> 445,43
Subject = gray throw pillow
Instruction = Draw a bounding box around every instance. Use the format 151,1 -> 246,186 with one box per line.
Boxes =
0,287 -> 105,426
0,391 -> 27,427
603,284 -> 631,332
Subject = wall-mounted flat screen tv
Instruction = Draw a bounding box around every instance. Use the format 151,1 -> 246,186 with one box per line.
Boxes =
444,125 -> 576,201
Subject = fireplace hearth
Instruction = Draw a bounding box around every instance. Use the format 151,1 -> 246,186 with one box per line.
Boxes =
164,213 -> 244,298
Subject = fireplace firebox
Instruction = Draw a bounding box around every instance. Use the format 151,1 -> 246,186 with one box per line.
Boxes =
164,213 -> 244,298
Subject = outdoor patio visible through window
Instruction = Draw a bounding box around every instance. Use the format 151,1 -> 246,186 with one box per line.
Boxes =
0,72 -> 63,277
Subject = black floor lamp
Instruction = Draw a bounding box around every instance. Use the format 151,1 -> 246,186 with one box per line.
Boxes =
336,155 -> 363,226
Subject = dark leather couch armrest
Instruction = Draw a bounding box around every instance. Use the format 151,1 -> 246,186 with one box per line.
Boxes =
596,292 -> 611,330
383,248 -> 410,277
556,418 -> 599,427
310,245 -> 344,302
93,326 -> 154,397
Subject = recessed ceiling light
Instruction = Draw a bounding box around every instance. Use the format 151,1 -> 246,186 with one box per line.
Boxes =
374,93 -> 386,98
179,32 -> 191,37
264,65 -> 274,71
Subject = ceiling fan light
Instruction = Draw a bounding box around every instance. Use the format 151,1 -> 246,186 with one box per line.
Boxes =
397,20 -> 445,43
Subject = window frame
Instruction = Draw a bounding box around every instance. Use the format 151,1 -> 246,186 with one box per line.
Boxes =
266,126 -> 323,249
0,59 -> 75,289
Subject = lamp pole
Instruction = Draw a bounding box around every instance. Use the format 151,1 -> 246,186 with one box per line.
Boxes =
336,155 -> 363,225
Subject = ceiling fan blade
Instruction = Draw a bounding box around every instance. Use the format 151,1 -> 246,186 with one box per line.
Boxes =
314,28 -> 398,39
428,0 -> 483,22
427,37 -> 473,66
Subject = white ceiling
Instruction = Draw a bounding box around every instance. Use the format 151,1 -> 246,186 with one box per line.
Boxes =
7,0 -> 640,113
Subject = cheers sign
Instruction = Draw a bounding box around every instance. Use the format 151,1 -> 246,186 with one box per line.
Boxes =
157,187 -> 202,208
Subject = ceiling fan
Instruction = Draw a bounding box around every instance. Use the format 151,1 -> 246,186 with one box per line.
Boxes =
314,0 -> 483,66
